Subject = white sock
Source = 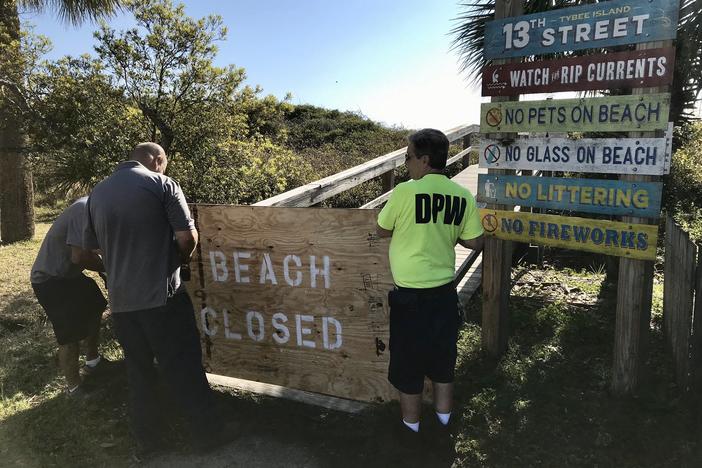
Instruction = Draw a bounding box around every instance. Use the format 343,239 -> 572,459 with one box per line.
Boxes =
85,355 -> 101,367
436,412 -> 451,426
402,419 -> 420,432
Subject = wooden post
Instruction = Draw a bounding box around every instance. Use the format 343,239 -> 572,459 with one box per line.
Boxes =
462,135 -> 471,168
481,0 -> 522,357
381,171 -> 395,193
692,250 -> 702,391
611,39 -> 670,395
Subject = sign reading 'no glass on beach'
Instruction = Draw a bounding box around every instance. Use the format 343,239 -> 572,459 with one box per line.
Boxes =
483,0 -> 679,59
479,136 -> 672,175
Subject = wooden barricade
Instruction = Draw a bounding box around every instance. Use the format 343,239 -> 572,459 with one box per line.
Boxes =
663,216 -> 701,390
188,204 -> 395,402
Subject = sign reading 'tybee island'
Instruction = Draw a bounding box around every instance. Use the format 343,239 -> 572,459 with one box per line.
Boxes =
483,0 -> 680,59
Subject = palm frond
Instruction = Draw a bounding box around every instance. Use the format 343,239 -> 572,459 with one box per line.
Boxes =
18,0 -> 122,26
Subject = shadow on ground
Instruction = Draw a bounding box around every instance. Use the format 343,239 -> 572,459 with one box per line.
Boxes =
4,260 -> 702,467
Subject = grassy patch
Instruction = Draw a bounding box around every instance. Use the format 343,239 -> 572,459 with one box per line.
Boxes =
1,225 -> 699,466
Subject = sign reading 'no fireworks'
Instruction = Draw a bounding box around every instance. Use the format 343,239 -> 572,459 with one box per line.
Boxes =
480,209 -> 659,261
483,0 -> 680,59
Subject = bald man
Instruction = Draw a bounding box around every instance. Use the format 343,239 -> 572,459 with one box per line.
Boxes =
84,143 -> 226,459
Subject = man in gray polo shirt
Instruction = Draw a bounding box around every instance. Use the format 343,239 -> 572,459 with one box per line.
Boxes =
31,197 -> 108,396
84,142 -> 224,457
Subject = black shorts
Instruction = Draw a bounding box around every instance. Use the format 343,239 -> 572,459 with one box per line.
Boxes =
388,282 -> 460,394
32,274 -> 107,345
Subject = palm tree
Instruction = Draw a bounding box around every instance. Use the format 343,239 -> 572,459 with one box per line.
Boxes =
449,0 -> 702,128
0,0 -> 121,243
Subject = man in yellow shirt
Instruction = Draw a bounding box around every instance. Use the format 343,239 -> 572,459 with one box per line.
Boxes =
377,128 -> 483,438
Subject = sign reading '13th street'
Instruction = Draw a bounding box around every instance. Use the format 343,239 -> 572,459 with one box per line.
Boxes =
477,174 -> 663,218
480,94 -> 670,133
482,47 -> 675,96
479,136 -> 671,175
480,209 -> 658,260
483,0 -> 680,59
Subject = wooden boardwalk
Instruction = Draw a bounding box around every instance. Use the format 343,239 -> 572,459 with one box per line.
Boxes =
452,164 -> 487,305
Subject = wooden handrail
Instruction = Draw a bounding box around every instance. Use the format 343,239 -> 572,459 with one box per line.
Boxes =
360,145 -> 475,209
254,124 -> 480,208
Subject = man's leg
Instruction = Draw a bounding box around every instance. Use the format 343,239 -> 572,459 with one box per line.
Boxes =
112,311 -> 163,450
82,322 -> 100,362
58,342 -> 81,389
432,381 -> 453,414
141,293 -> 223,443
399,391 -> 423,424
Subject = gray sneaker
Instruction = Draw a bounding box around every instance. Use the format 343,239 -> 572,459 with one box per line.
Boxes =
65,384 -> 92,399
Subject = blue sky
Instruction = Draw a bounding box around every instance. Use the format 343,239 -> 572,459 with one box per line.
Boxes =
26,0 -> 486,131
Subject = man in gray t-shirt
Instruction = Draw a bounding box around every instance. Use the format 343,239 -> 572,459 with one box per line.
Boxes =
84,142 -> 226,457
31,197 -> 108,396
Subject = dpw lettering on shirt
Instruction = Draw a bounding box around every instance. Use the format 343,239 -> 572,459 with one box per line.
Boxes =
415,194 -> 467,225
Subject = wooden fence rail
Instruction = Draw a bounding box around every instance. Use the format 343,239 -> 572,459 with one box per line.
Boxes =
253,124 -> 480,208
663,216 -> 702,390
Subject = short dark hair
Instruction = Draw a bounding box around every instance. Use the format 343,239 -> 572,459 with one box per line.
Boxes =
408,128 -> 449,169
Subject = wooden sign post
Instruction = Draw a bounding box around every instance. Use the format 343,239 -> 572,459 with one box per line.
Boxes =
189,205 -> 395,402
612,39 -> 673,396
481,0 -> 522,357
480,0 -> 680,394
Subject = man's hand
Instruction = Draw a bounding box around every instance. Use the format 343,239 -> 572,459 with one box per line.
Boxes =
70,245 -> 105,272
175,228 -> 199,264
376,224 -> 393,239
457,234 -> 484,252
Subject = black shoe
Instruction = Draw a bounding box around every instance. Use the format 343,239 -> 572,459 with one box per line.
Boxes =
81,355 -> 119,379
191,421 -> 240,454
65,383 -> 95,400
425,415 -> 456,456
131,439 -> 167,464
394,421 -> 423,449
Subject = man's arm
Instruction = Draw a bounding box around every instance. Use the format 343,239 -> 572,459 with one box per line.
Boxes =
175,228 -> 199,264
70,245 -> 105,272
457,234 -> 484,252
376,224 -> 393,238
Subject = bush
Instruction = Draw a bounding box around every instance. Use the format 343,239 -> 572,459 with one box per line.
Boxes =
664,122 -> 702,241
169,138 -> 313,205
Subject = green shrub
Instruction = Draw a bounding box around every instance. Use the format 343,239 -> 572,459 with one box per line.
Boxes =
664,122 -> 702,241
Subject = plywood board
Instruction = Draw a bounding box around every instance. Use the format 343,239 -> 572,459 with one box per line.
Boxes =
188,205 -> 395,402
482,47 -> 675,96
483,0 -> 680,59
477,174 -> 663,218
480,94 -> 670,133
479,208 -> 658,260
479,136 -> 671,175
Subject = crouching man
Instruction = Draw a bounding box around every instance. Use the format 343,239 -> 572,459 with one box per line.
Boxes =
377,129 -> 484,437
31,196 -> 110,397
